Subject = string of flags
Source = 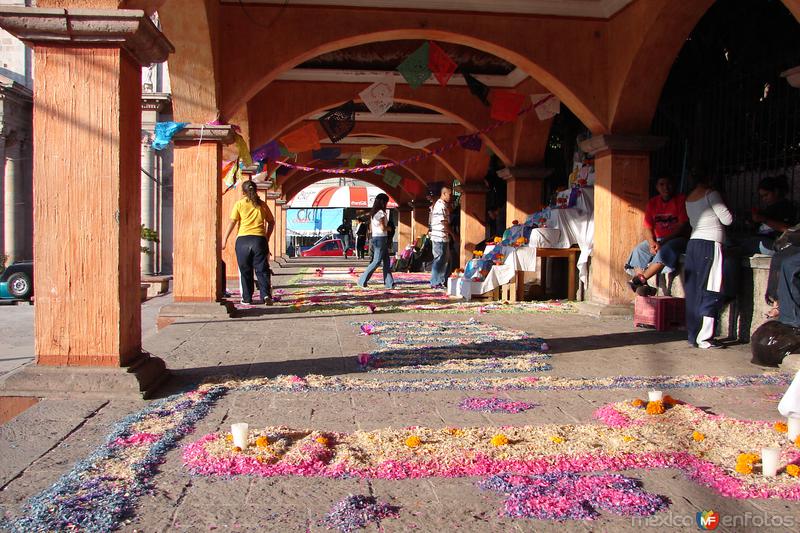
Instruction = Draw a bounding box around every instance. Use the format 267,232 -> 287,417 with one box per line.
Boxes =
154,40 -> 562,194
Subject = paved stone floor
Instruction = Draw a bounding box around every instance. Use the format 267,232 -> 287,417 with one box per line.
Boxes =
1,257 -> 799,532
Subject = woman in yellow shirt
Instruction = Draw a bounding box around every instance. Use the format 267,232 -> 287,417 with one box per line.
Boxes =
223,180 -> 275,305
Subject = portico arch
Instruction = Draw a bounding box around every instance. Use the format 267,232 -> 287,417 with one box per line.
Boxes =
215,4 -> 608,132
248,84 -> 514,166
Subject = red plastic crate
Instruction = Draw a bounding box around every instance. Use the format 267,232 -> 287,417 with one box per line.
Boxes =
634,296 -> 685,331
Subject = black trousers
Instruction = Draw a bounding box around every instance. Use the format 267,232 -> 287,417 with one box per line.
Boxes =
356,235 -> 367,258
235,235 -> 270,303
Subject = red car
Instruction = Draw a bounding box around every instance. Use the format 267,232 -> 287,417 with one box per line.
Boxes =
301,238 -> 354,257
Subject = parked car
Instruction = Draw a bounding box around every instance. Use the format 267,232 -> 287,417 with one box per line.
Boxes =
0,260 -> 33,300
301,238 -> 354,258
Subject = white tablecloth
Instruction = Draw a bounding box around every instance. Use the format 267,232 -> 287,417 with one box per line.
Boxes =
529,187 -> 595,285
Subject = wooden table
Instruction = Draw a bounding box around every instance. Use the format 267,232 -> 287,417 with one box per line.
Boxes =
501,246 -> 581,302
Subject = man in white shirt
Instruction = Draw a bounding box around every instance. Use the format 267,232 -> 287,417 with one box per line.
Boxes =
429,186 -> 455,288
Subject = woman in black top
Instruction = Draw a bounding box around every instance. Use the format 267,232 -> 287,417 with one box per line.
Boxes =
355,216 -> 369,259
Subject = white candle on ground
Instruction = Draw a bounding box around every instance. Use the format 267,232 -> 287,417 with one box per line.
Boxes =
762,447 -> 780,477
788,415 -> 800,442
648,391 -> 663,402
231,423 -> 249,450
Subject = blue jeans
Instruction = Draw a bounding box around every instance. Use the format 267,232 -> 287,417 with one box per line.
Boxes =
430,240 -> 449,287
358,236 -> 395,288
778,250 -> 800,327
625,238 -> 687,274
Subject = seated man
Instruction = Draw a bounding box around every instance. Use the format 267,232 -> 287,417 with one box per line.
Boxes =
626,177 -> 689,295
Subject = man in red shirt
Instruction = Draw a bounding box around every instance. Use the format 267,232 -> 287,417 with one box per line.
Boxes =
626,177 -> 690,294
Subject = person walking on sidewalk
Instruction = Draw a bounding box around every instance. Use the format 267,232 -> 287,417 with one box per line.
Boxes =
355,216 -> 368,259
429,185 -> 455,289
358,193 -> 395,289
222,180 -> 275,305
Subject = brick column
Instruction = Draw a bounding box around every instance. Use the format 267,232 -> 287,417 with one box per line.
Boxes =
498,166 -> 552,228
159,125 -> 235,326
397,205 -> 413,251
0,7 -> 173,398
578,135 -> 665,313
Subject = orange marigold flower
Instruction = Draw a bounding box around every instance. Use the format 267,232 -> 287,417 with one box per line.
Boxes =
646,401 -> 666,415
631,399 -> 645,407
490,434 -> 509,447
225,433 -> 233,442
736,453 -> 759,465
405,436 -> 422,448
786,464 -> 800,477
735,462 -> 753,475
549,436 -> 565,444
692,431 -> 705,442
774,422 -> 788,433
315,436 -> 330,446
255,436 -> 269,448
232,446 -> 242,453
795,436 -> 800,448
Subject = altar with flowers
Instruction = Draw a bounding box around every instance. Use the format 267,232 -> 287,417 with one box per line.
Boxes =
451,182 -> 595,301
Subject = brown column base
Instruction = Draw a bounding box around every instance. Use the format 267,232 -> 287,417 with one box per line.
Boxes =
0,352 -> 169,400
157,301 -> 234,329
577,301 -> 634,317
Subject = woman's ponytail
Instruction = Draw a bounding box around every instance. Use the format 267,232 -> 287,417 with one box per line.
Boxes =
242,180 -> 262,206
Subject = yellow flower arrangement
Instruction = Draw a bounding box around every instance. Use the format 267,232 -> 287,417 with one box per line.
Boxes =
735,462 -> 754,475
225,433 -> 233,443
490,434 -> 510,447
473,251 -> 483,257
786,464 -> 800,477
645,401 -> 665,415
405,436 -> 422,448
774,422 -> 788,433
692,431 -> 705,442
549,436 -> 565,444
631,399 -> 644,407
622,435 -> 636,443
315,436 -> 330,446
255,436 -> 269,448
493,236 -> 502,244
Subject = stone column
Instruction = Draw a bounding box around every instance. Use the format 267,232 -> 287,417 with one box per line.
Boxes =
578,135 -> 665,313
459,182 -> 488,268
279,202 -> 288,258
459,149 -> 491,267
159,124 -> 234,326
397,205 -> 413,251
140,134 -> 155,274
0,7 -> 173,398
3,136 -> 21,266
410,199 -> 430,245
265,193 -> 279,258
498,166 -> 552,228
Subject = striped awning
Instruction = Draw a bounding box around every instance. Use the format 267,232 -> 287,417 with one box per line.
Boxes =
289,186 -> 398,208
